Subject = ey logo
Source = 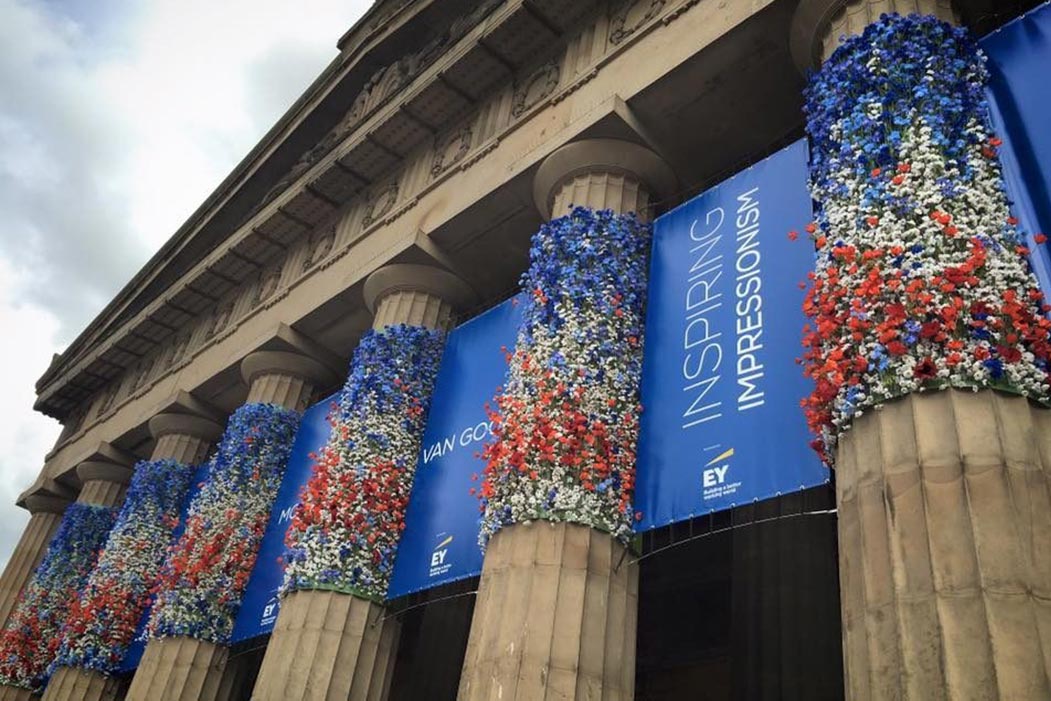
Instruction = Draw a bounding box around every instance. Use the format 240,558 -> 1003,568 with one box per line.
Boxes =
431,534 -> 453,568
703,447 -> 734,487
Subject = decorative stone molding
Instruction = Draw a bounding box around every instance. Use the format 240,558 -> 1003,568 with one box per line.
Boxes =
362,182 -> 400,228
609,0 -> 667,44
301,226 -> 336,272
790,0 -> 957,71
532,137 -> 677,219
430,125 -> 474,178
511,60 -> 562,117
252,264 -> 284,308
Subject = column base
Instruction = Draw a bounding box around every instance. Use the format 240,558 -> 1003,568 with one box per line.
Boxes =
251,590 -> 399,701
124,637 -> 233,701
0,685 -> 34,701
837,389 -> 1051,700
458,521 -> 638,701
41,667 -> 123,701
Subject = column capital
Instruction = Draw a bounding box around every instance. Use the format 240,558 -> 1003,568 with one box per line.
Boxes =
76,460 -> 134,488
17,476 -> 75,513
240,350 -> 339,391
791,0 -> 957,72
147,412 -> 224,443
365,263 -> 476,330
363,264 -> 476,317
532,138 -> 676,220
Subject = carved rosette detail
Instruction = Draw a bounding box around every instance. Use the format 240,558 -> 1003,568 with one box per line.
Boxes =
96,386 -> 117,417
431,125 -> 474,178
362,183 -> 400,227
302,226 -> 336,272
131,357 -> 155,392
609,0 -> 667,45
206,302 -> 235,341
166,333 -> 190,369
253,264 -> 284,307
259,0 -> 506,211
511,61 -> 561,118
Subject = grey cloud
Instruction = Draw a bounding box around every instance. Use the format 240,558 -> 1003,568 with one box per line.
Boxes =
0,0 -> 152,339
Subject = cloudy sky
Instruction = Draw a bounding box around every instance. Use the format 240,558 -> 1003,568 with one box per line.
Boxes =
0,0 -> 370,567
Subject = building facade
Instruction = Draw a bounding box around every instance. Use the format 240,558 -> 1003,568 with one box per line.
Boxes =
1,0 -> 1049,699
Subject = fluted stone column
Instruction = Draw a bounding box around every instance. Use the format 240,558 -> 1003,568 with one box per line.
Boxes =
0,448 -> 129,701
251,263 -> 475,701
792,3 -> 1051,699
836,392 -> 1051,700
0,492 -> 70,631
75,461 -> 133,509
43,413 -> 223,701
458,138 -> 675,701
126,352 -> 335,701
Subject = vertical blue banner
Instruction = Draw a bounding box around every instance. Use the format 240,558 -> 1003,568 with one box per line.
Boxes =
228,396 -> 336,643
982,3 -> 1051,296
117,463 -> 210,673
387,296 -> 523,598
635,139 -> 828,531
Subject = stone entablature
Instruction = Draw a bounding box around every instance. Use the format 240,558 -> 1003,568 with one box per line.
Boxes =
34,0 -> 772,489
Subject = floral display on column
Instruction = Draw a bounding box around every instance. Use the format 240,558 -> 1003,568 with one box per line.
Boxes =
148,403 -> 300,643
475,207 -> 650,546
0,503 -> 117,692
800,14 -> 1051,464
52,459 -> 195,675
282,325 -> 445,601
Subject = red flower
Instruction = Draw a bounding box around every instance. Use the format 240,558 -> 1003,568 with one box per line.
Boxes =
1035,233 -> 1047,245
914,358 -> 938,379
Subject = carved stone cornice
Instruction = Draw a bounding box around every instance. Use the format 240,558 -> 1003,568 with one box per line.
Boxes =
37,0 -> 736,479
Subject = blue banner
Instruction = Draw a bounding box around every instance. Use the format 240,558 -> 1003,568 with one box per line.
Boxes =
634,139 -> 828,531
229,396 -> 336,642
117,463 -> 209,673
983,3 -> 1051,295
387,296 -> 523,598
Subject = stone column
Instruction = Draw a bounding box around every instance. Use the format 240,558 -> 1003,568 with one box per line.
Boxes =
42,413 -> 223,701
0,489 -> 71,631
250,263 -> 474,701
458,138 -> 675,701
791,0 -> 956,70
75,461 -> 133,509
791,4 -> 1051,699
126,353 -> 334,701
0,446 -> 128,700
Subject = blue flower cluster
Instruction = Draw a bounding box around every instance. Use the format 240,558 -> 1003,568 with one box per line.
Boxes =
282,325 -> 446,600
477,207 -> 651,544
149,402 -> 301,644
520,207 -> 651,357
806,14 -> 996,230
0,502 -> 117,691
53,458 -> 196,675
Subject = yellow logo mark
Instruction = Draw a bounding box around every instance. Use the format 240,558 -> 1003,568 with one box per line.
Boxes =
435,535 -> 454,551
704,448 -> 735,467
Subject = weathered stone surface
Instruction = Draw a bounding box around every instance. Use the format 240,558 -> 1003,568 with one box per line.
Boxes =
251,591 -> 399,701
458,522 -> 638,701
836,390 -> 1051,700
